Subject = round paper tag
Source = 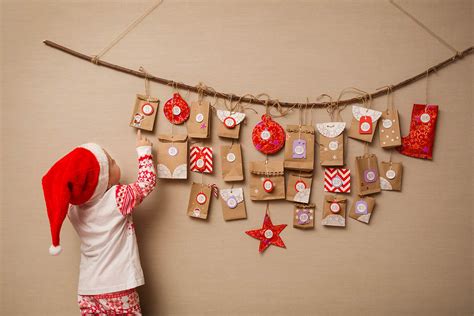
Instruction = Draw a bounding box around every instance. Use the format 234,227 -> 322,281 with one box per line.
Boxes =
263,179 -> 274,193
195,113 -> 204,123
224,117 -> 236,128
172,106 -> 182,116
330,202 -> 340,213
382,119 -> 393,129
365,170 -> 376,182
196,158 -> 205,169
355,200 -> 368,215
226,196 -> 238,209
226,153 -> 236,163
332,176 -> 342,188
386,169 -> 396,179
264,229 -> 274,239
299,213 -> 309,223
360,122 -> 371,132
168,146 -> 178,156
295,180 -> 306,192
141,103 -> 154,116
294,145 -> 305,155
260,130 -> 271,140
328,141 -> 339,151
421,113 -> 431,123
196,193 -> 207,205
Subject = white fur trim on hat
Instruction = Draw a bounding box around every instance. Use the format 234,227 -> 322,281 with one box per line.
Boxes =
49,245 -> 62,256
79,143 -> 109,203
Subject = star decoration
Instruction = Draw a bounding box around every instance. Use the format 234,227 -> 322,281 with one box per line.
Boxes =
245,213 -> 287,253
200,123 -> 207,129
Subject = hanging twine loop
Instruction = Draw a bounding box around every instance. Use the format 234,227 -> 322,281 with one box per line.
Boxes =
138,66 -> 151,99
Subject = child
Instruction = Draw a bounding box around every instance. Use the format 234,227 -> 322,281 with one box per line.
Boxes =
42,131 -> 156,315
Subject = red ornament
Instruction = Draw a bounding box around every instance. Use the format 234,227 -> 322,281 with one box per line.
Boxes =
252,114 -> 285,154
245,212 -> 287,253
163,93 -> 190,124
398,104 -> 438,160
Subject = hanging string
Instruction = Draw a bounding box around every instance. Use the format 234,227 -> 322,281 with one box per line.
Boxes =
91,0 -> 165,64
138,66 -> 151,99
389,0 -> 460,55
376,85 -> 394,114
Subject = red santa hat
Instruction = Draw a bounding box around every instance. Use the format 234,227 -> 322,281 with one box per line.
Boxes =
42,143 -> 109,255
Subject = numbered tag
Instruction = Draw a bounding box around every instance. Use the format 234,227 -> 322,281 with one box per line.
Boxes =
363,169 -> 377,183
226,196 -> 238,209
292,139 -> 306,159
141,103 -> 155,116
295,180 -> 306,192
420,113 -> 431,123
263,179 -> 274,193
224,117 -> 237,128
359,116 -> 373,134
330,202 -> 340,213
386,169 -> 396,179
168,146 -> 178,157
195,113 -> 204,123
196,192 -> 207,205
355,200 -> 368,215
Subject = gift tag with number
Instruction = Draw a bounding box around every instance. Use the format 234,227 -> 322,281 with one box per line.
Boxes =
359,116 -> 373,134
263,178 -> 274,193
292,139 -> 306,159
196,192 -> 207,205
364,169 -> 377,183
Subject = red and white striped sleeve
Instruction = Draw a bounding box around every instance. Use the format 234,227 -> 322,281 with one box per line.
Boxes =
115,146 -> 156,216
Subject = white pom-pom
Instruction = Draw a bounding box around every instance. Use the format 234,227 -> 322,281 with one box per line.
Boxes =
49,245 -> 62,256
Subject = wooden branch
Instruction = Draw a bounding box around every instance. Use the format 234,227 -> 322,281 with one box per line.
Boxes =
43,40 -> 473,108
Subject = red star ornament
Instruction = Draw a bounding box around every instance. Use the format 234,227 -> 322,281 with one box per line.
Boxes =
245,213 -> 287,253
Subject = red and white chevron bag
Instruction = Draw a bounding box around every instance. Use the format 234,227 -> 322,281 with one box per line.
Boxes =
324,168 -> 351,193
190,146 -> 213,173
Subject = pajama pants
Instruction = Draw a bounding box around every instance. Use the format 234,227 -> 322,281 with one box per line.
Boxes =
77,288 -> 142,315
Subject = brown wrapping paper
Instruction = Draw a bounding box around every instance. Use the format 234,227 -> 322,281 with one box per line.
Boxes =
286,172 -> 313,204
283,125 -> 315,171
187,100 -> 210,139
355,153 -> 381,195
156,134 -> 188,179
187,182 -> 212,220
322,195 -> 347,227
219,187 -> 247,221
129,94 -> 160,131
347,105 -> 382,143
249,160 -> 285,201
220,144 -> 244,182
379,161 -> 403,191
349,196 -> 376,224
293,203 -> 315,229
379,109 -> 402,148
316,122 -> 345,166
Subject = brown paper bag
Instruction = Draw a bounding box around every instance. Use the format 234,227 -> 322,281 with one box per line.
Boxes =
379,109 -> 402,148
355,153 -> 381,195
249,160 -> 285,201
187,182 -> 212,219
349,196 -> 376,224
348,105 -> 382,143
316,122 -> 345,166
187,100 -> 210,139
156,134 -> 188,179
293,203 -> 315,229
219,187 -> 247,221
129,94 -> 160,131
379,161 -> 403,191
220,144 -> 244,182
216,110 -> 245,139
283,125 -> 315,171
286,172 -> 313,204
322,195 -> 347,227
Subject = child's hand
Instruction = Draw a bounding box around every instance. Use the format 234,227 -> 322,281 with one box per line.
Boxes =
136,130 -> 152,148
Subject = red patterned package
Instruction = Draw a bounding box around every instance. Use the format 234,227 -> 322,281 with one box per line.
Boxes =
398,104 -> 438,160
252,114 -> 285,154
163,93 -> 190,124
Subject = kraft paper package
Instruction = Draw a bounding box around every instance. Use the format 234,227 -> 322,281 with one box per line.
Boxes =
283,124 -> 315,171
219,187 -> 247,221
286,172 -> 313,204
355,152 -> 381,195
249,160 -> 285,201
156,134 -> 188,179
379,161 -> 403,191
220,143 -> 244,182
349,196 -> 376,224
322,195 -> 347,227
187,182 -> 212,220
348,105 -> 382,143
293,203 -> 315,229
316,122 -> 345,166
378,87 -> 402,148
187,100 -> 210,139
129,94 -> 160,131
216,109 -> 246,139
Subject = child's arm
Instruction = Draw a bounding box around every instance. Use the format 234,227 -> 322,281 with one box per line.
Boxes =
116,131 -> 156,216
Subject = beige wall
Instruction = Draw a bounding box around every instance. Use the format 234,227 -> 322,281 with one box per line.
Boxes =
1,0 -> 472,315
